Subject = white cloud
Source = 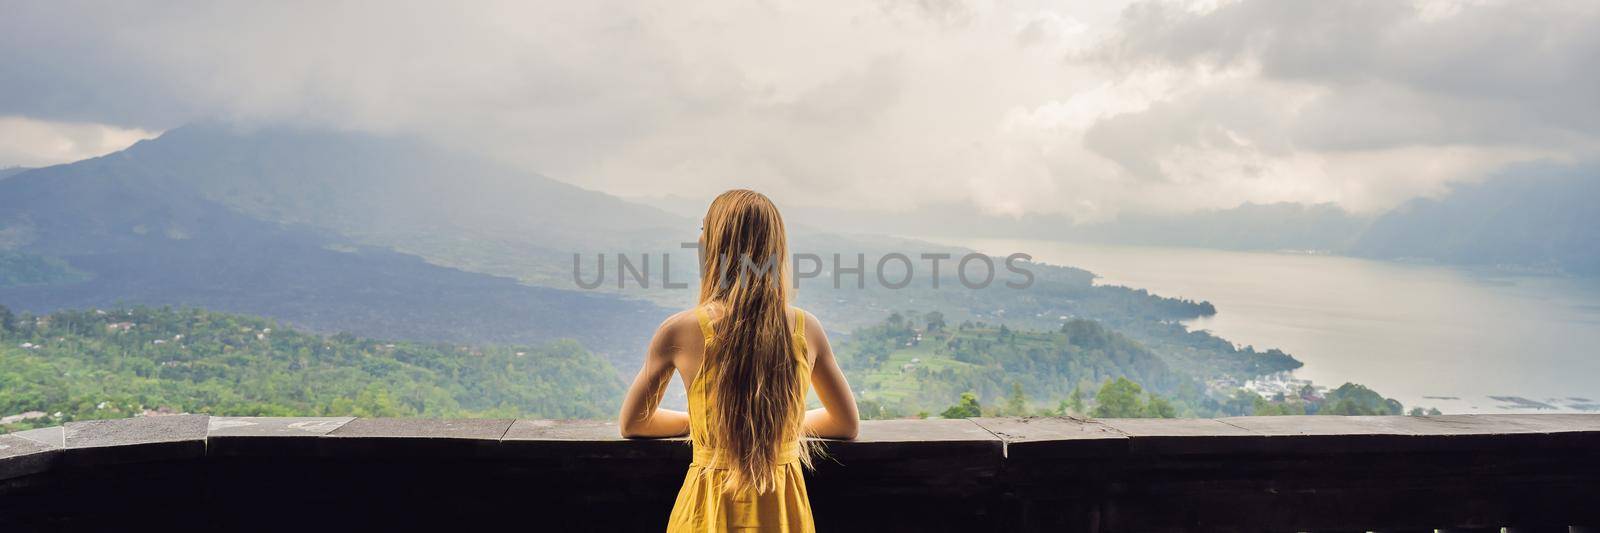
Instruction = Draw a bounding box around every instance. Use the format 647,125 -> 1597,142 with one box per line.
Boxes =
0,0 -> 1594,218
0,116 -> 159,168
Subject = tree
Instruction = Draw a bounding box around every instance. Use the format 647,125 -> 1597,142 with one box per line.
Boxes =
1061,319 -> 1110,350
1004,382 -> 1028,416
1224,389 -> 1262,417
1065,385 -> 1085,416
1144,393 -> 1177,418
1254,400 -> 1306,416
941,391 -> 982,419
1091,377 -> 1178,418
925,311 -> 946,333
0,303 -> 14,335
1092,378 -> 1146,418
1322,383 -> 1403,415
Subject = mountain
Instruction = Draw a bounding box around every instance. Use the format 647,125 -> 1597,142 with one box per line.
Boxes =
748,168 -> 1600,279
658,198 -> 1373,253
0,123 -> 1309,398
1350,164 -> 1600,275
0,127 -> 666,363
0,250 -> 87,288
106,124 -> 688,287
1056,203 -> 1370,252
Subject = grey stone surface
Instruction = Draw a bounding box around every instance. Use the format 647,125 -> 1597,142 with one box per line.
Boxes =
59,414 -> 208,466
1099,417 -> 1255,437
1220,413 -> 1600,445
969,416 -> 1127,459
822,418 -> 1003,463
327,417 -> 513,440
11,426 -> 64,448
208,416 -> 355,437
1218,414 -> 1424,436
503,419 -> 631,441
64,414 -> 209,449
1217,414 -> 1429,453
501,419 -> 689,460
1424,413 -> 1600,434
1096,417 -> 1265,455
322,418 -> 514,457
853,418 -> 1001,442
206,416 -> 356,457
0,433 -> 60,480
0,414 -> 1596,532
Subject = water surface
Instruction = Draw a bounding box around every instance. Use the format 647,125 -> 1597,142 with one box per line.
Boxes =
958,239 -> 1600,414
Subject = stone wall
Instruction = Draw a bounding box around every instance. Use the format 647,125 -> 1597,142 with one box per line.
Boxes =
2,415 -> 1597,531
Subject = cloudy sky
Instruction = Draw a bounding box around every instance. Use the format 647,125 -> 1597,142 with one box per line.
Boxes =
2,0 -> 1596,220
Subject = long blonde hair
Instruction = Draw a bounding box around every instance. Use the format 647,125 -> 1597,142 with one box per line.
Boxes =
697,189 -> 813,494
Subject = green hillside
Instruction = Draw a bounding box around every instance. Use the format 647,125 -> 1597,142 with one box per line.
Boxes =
0,304 -> 624,433
0,250 -> 89,288
835,312 -> 1403,419
835,312 -> 1204,418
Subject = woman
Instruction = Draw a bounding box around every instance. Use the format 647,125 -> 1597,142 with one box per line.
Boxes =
619,189 -> 860,532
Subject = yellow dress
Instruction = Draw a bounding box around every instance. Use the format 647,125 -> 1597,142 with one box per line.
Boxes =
667,306 -> 815,532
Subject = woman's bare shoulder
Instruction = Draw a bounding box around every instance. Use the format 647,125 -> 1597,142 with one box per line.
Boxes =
792,307 -> 828,340
646,307 -> 704,353
659,307 -> 702,334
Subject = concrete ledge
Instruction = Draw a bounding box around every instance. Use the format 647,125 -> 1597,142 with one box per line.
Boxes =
321,417 -> 513,458
1,414 -> 1597,532
0,434 -> 59,481
60,414 -> 208,467
206,416 -> 355,457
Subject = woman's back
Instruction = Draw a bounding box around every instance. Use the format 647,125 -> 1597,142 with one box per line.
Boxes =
617,189 -> 858,533
667,305 -> 815,531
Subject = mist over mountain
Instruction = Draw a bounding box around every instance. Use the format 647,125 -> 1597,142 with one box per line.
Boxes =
632,196 -> 1372,253
1065,204 -> 1369,252
0,124 -> 1295,396
0,126 -> 667,361
1350,164 -> 1600,276
695,165 -> 1600,278
110,124 -> 689,287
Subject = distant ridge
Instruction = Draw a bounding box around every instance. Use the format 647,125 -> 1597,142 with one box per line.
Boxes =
0,124 -> 667,362
0,122 -> 1318,394
739,164 -> 1600,276
1350,164 -> 1600,276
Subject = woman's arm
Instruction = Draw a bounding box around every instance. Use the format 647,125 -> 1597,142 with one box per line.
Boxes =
802,311 -> 860,440
617,312 -> 692,438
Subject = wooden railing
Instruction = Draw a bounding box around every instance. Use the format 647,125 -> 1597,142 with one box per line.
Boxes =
2,414 -> 1597,531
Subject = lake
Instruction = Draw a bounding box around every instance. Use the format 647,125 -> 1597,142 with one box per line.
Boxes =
955,239 -> 1600,414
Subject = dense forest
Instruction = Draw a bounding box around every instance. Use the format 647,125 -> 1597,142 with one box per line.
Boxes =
0,302 -> 1410,433
0,251 -> 88,288
0,304 -> 624,433
835,312 -> 1208,418
934,377 -> 1407,419
834,312 -> 1401,419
